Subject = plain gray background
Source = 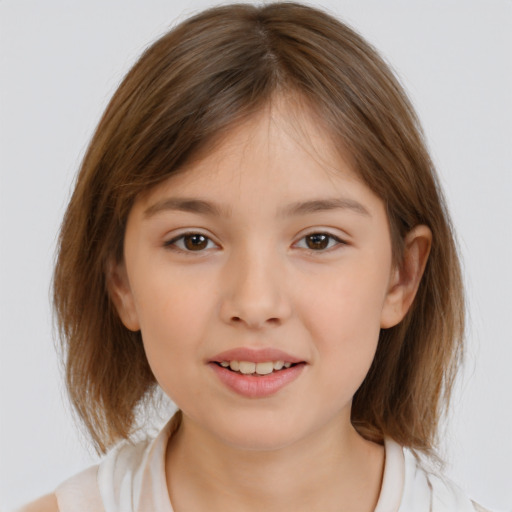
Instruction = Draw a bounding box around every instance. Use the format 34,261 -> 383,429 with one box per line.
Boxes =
1,1 -> 511,510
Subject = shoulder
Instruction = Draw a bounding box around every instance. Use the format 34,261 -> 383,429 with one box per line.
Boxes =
15,493 -> 59,512
53,464 -> 104,512
400,447 -> 493,512
471,501 -> 493,512
15,418 -> 175,512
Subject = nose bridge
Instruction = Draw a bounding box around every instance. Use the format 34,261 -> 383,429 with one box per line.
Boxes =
220,239 -> 291,328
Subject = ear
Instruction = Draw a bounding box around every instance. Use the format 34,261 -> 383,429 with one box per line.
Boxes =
106,258 -> 141,332
380,225 -> 432,329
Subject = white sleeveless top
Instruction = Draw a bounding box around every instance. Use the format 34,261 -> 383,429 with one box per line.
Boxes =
54,419 -> 489,512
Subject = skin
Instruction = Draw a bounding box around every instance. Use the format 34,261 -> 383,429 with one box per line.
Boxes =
16,494 -> 59,512
23,98 -> 431,511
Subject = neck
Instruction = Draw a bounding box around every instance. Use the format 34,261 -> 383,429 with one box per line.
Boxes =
165,412 -> 385,512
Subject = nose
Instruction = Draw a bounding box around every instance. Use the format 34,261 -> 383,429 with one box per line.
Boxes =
219,246 -> 292,329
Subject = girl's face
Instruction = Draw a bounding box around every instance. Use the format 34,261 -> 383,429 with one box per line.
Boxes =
112,101 -> 406,451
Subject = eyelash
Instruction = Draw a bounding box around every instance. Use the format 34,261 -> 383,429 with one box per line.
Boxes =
164,232 -> 345,253
294,233 -> 345,252
164,232 -> 218,252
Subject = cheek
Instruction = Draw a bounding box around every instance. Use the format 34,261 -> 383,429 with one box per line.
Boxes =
130,269 -> 215,384
305,261 -> 387,336
300,262 -> 389,385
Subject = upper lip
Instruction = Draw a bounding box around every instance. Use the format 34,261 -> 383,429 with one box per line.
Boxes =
210,347 -> 305,364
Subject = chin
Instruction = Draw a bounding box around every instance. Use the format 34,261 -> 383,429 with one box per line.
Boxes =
202,408 -> 310,452
221,425 -> 304,452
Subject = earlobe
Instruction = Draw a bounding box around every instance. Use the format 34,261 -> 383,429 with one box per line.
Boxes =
106,259 -> 141,332
380,225 -> 432,329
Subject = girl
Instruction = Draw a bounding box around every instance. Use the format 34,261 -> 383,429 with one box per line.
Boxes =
18,2 -> 492,511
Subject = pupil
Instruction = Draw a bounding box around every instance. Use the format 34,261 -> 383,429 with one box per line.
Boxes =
307,234 -> 329,250
185,235 -> 208,251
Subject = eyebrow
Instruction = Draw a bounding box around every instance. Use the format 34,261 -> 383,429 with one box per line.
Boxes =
144,198 -> 227,218
280,198 -> 370,217
143,196 -> 370,219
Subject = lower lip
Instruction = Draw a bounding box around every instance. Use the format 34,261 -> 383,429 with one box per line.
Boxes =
209,363 -> 305,398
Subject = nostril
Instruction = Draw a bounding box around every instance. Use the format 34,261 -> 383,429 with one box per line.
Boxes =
230,316 -> 281,327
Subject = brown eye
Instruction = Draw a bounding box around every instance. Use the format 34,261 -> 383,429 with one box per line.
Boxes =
306,234 -> 329,250
166,233 -> 216,252
295,233 -> 343,251
183,234 -> 209,251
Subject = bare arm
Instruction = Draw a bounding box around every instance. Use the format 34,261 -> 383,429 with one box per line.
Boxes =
15,493 -> 59,512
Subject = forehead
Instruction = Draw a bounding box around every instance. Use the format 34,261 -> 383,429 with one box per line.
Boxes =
135,99 -> 377,212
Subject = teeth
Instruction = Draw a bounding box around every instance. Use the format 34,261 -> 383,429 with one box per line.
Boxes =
255,361 -> 274,375
221,360 -> 295,375
238,361 -> 256,374
273,360 -> 284,370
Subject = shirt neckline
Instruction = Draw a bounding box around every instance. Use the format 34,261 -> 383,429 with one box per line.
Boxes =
374,438 -> 405,512
139,420 -> 405,512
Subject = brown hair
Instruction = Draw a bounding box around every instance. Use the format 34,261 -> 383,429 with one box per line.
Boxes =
53,2 -> 464,455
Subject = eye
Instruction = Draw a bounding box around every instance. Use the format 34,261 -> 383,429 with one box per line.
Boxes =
165,233 -> 218,252
295,233 -> 344,251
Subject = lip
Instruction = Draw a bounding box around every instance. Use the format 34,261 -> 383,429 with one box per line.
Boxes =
210,347 -> 304,364
208,347 -> 307,398
209,361 -> 306,398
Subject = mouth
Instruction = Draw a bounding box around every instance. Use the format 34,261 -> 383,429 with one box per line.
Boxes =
213,360 -> 300,376
208,348 -> 307,398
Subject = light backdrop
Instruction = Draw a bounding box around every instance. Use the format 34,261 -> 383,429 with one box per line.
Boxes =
1,1 -> 511,510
